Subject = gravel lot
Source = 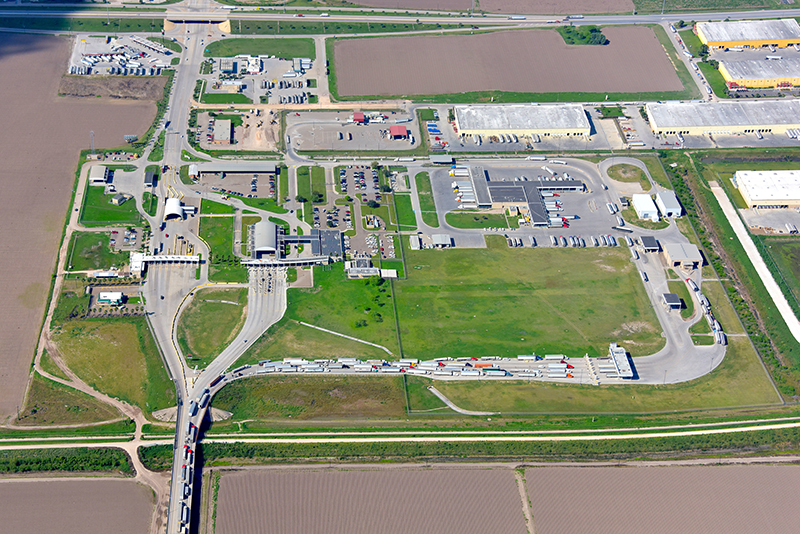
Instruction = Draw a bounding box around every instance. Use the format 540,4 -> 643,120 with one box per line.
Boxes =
216,467 -> 527,534
527,465 -> 800,534
0,33 -> 156,418
334,27 -> 681,96
0,479 -> 153,534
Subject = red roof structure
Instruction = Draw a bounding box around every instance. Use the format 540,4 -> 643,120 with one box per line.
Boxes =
389,125 -> 408,139
353,112 -> 365,123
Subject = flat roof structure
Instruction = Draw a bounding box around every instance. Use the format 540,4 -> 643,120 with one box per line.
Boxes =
430,154 -> 454,165
97,291 -> 123,305
89,165 -> 108,184
735,169 -> 800,208
144,170 -> 155,187
645,100 -> 800,135
214,119 -> 231,143
696,19 -> 800,49
454,104 -> 590,137
409,235 -> 421,250
655,190 -> 682,217
486,177 -> 585,226
662,293 -> 682,308
353,112 -> 365,123
469,166 -> 492,208
488,185 -> 528,204
318,230 -> 344,257
719,58 -> 800,89
608,343 -> 633,379
664,242 -> 703,269
219,57 -> 236,73
432,234 -> 452,247
188,164 -> 198,177
641,235 -> 660,252
632,194 -> 659,221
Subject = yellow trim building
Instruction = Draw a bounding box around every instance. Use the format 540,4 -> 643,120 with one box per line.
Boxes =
645,100 -> 800,136
696,19 -> 800,50
719,58 -> 800,89
454,104 -> 590,137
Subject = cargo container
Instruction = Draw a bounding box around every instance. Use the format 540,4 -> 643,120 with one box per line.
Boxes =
529,236 -> 537,247
527,156 -> 547,161
548,363 -> 568,369
641,271 -> 649,282
616,216 -> 624,226
198,392 -> 211,409
484,369 -> 509,376
406,368 -> 429,375
550,160 -> 567,165
544,354 -> 566,360
256,368 -> 275,374
560,236 -> 568,247
632,249 -> 639,260
379,367 -> 402,373
354,365 -> 376,373
188,401 -> 198,417
460,369 -> 483,377
600,235 -> 608,246
433,370 -> 453,376
625,236 -> 634,247
278,366 -> 297,373
550,235 -> 558,246
232,365 -> 250,374
686,278 -> 698,291
547,372 -> 568,378
606,203 -> 616,214
181,504 -> 190,524
183,484 -> 191,499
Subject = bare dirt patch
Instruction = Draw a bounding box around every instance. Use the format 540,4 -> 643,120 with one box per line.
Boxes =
334,26 -> 681,96
480,0 -> 634,14
351,0 -> 470,9
216,467 -> 528,534
58,75 -> 167,100
527,465 -> 800,534
0,479 -> 153,534
0,33 -> 156,419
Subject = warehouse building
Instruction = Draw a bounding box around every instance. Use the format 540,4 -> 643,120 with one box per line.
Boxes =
655,190 -> 682,218
719,58 -> 800,90
251,220 -> 278,256
632,194 -> 659,221
89,165 -> 109,185
485,178 -> 585,226
696,19 -> 800,50
213,119 -> 232,144
645,100 -> 800,136
454,104 -> 591,137
735,170 -> 800,209
664,243 -> 703,269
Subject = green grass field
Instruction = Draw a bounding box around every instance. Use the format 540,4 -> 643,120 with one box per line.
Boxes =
638,155 -> 672,189
417,108 -> 437,121
16,373 -> 121,426
147,36 -> 182,53
607,164 -> 651,191
556,25 -> 608,45
142,192 -> 158,217
394,194 -> 417,231
285,264 -> 399,354
240,196 -> 288,214
423,336 -> 778,413
201,198 -> 235,215
311,166 -> 326,204
212,375 -> 406,420
210,113 -> 244,128
67,232 -> 124,271
678,29 -> 704,57
40,349 -> 69,381
204,37 -> 316,59
147,131 -> 165,162
200,216 -> 248,282
445,211 -> 510,229
177,287 -> 247,367
395,236 -> 664,359
361,199 -> 397,231
201,92 -> 251,105
80,186 -> 141,227
761,238 -> 800,308
53,318 -> 175,415
668,280 -> 695,319
698,62 -> 730,98
0,17 -> 162,32
230,20 -> 455,37
621,205 -> 670,230
635,0 -> 776,14
415,172 -> 439,227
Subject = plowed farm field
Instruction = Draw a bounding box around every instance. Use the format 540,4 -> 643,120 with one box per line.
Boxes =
527,465 -> 800,534
334,26 -> 681,96
0,479 -> 153,534
0,33 -> 156,418
354,0 -> 634,14
215,467 -> 528,534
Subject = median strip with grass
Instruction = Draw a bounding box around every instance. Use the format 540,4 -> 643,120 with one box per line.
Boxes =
177,287 -> 247,367
415,172 -> 439,227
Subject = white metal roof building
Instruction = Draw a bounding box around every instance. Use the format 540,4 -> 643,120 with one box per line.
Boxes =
655,190 -> 682,218
664,243 -> 703,269
97,291 -> 123,305
252,220 -> 278,255
454,104 -> 591,137
735,170 -> 800,209
719,58 -> 800,89
631,194 -> 659,222
213,119 -> 231,144
696,19 -> 800,49
89,165 -> 109,184
645,100 -> 800,136
164,198 -> 184,220
608,343 -> 633,379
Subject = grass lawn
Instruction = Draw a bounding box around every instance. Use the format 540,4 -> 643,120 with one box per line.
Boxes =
395,236 -> 664,359
607,164 -> 651,191
445,210 -> 509,229
394,194 -> 417,231
40,349 -> 69,381
279,165 -> 288,201
690,319 -> 712,334
67,232 -> 124,271
211,374 -> 406,420
231,20 -> 454,37
596,105 -> 626,118
210,113 -> 244,127
698,61 -> 729,98
361,201 -> 397,231
80,186 -> 141,227
147,130 -> 165,162
239,317 -> 394,365
285,264 -> 399,354
0,17 -> 162,33
417,108 -> 437,121
692,334 -> 716,346
678,28 -> 705,56
204,37 -> 316,59
177,287 -> 247,367
423,336 -> 779,413
620,205 -> 670,230
311,166 -> 326,204
200,216 -> 248,282
179,165 -> 193,185
638,155 -> 672,189
240,197 -> 288,214
181,150 -> 208,163
761,238 -> 800,308
201,198 -> 235,215
147,36 -> 181,53
668,280 -> 695,319
415,172 -> 439,227
53,318 -> 176,415
381,258 -> 405,278
201,92 -> 251,105
142,192 -> 158,217
16,372 -> 121,426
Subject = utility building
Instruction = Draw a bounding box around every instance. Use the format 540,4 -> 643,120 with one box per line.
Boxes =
213,119 -> 232,144
97,291 -> 124,306
454,104 -> 591,137
89,166 -> 109,185
664,243 -> 703,270
389,125 -> 408,139
735,169 -> 800,209
655,190 -> 682,218
645,100 -> 800,136
631,194 -> 659,221
696,18 -> 800,50
719,58 -> 800,90
251,220 -> 278,256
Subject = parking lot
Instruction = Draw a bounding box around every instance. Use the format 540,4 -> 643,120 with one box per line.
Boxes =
201,55 -> 317,105
68,35 -> 174,76
202,172 -> 276,201
286,111 -> 417,152
338,165 -> 383,206
311,204 -> 352,232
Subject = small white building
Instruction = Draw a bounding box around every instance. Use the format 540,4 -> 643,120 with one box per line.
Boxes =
89,165 -> 109,185
655,190 -> 682,218
97,291 -> 123,305
631,194 -> 659,222
164,198 -> 184,220
188,164 -> 198,179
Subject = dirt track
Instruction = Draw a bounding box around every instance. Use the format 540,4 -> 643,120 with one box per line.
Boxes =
216,467 -> 528,534
334,27 -> 682,96
0,478 -> 153,534
0,33 -> 155,420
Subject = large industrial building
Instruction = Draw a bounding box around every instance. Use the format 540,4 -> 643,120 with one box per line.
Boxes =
696,19 -> 800,50
719,58 -> 800,90
645,100 -> 800,136
454,104 -> 591,137
249,220 -> 343,260
213,119 -> 232,144
735,170 -> 800,209
632,194 -> 659,221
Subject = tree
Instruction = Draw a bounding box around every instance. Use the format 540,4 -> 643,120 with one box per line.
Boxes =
370,161 -> 380,169
366,200 -> 380,209
379,184 -> 392,193
295,195 -> 308,203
